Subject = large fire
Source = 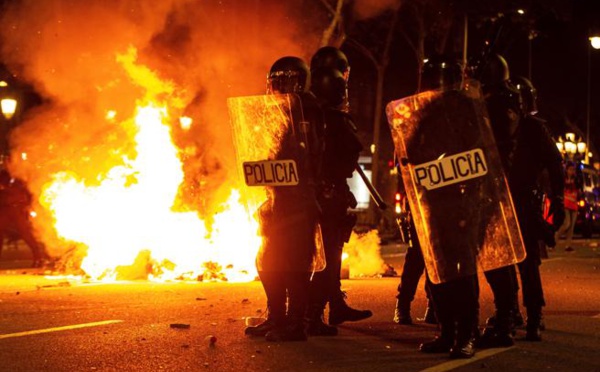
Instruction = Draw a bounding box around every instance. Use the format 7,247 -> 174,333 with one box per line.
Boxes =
0,1 -> 388,283
38,48 -> 261,282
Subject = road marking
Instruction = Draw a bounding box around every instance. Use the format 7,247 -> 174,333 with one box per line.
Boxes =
0,320 -> 123,340
419,346 -> 514,372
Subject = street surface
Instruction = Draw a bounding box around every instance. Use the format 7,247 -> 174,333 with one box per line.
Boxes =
0,237 -> 599,372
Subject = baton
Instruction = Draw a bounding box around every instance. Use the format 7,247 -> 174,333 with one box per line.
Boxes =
355,165 -> 387,210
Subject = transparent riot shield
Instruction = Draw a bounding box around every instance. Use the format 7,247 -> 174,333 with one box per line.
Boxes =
385,80 -> 525,284
227,93 -> 325,273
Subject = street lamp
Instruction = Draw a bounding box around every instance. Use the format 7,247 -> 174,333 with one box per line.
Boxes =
1,98 -> 17,120
0,80 -> 18,120
586,34 -> 600,164
0,80 -> 20,156
556,133 -> 588,162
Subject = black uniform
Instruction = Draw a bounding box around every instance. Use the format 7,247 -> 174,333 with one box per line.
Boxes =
414,89 -> 483,359
255,91 -> 323,342
306,62 -> 372,335
245,56 -> 323,342
388,55 -> 483,359
308,107 -> 370,327
486,91 -> 564,342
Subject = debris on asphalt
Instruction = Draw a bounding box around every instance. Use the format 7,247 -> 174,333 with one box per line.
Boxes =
205,335 -> 217,346
170,323 -> 191,329
36,281 -> 72,290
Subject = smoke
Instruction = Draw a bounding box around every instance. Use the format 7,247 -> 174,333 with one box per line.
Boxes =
0,0 -> 322,255
352,0 -> 402,20
343,230 -> 386,277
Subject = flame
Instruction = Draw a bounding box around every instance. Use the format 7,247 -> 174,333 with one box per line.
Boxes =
40,47 -> 261,282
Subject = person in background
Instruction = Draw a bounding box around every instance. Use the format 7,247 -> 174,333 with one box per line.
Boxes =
555,162 -> 580,252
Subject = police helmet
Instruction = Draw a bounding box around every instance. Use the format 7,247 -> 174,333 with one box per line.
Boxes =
479,54 -> 510,89
486,83 -> 522,118
511,76 -> 538,115
310,46 -> 350,80
311,67 -> 346,108
267,56 -> 310,94
420,54 -> 464,91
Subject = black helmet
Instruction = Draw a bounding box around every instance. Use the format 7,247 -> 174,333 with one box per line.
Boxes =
311,67 -> 346,108
310,47 -> 350,80
485,83 -> 522,123
479,54 -> 510,90
420,54 -> 464,91
266,56 -> 310,94
511,76 -> 538,115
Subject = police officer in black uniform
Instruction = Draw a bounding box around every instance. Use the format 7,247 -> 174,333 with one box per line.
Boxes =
482,55 -> 564,342
414,55 -> 480,359
244,56 -> 323,342
306,47 -> 372,336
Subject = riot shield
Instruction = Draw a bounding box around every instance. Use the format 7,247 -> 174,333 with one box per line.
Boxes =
385,80 -> 525,284
227,93 -> 325,273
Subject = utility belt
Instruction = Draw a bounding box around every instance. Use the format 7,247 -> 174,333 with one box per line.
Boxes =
318,182 -> 357,243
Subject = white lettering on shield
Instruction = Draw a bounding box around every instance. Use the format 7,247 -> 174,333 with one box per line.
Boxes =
243,160 -> 299,186
413,148 -> 488,190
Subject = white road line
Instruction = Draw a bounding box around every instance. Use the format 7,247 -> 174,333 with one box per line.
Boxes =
419,346 -> 515,372
0,320 -> 123,340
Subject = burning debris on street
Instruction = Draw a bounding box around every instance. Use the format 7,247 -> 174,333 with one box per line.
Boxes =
0,0 -> 384,282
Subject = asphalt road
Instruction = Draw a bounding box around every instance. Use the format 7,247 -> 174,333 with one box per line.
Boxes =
0,238 -> 599,372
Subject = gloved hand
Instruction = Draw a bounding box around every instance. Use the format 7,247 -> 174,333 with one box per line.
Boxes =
549,196 -> 565,231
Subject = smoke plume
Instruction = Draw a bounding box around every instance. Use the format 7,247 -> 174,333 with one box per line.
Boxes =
0,0 -> 322,255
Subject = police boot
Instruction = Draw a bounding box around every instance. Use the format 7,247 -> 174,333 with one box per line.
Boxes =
420,321 -> 454,353
525,308 -> 542,342
265,316 -> 307,342
421,301 -> 437,325
478,311 -> 514,348
307,305 -> 338,336
245,308 -> 284,337
393,299 -> 413,325
513,310 -> 525,330
329,292 -> 372,326
450,320 -> 476,359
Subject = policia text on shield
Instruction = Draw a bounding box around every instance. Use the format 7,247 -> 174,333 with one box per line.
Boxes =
243,159 -> 299,187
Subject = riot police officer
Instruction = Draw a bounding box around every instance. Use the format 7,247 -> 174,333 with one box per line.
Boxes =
413,54 -> 480,359
306,47 -> 372,336
482,55 -> 564,342
244,56 -> 324,342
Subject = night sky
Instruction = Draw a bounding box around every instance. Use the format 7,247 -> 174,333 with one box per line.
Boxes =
344,0 -> 600,167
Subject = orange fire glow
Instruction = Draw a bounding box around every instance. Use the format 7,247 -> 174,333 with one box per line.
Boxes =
38,48 -> 262,282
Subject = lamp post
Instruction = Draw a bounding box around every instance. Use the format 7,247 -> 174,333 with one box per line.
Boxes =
586,35 -> 600,164
0,80 -> 20,157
